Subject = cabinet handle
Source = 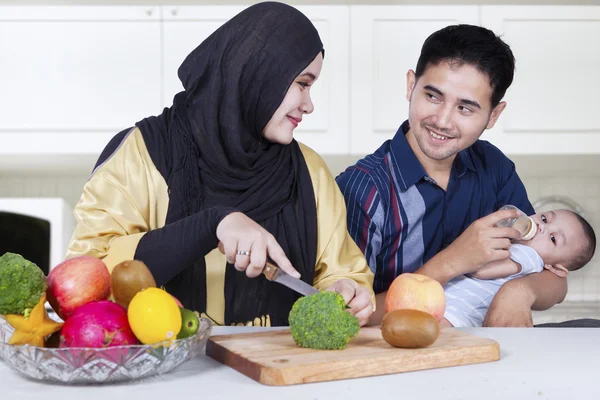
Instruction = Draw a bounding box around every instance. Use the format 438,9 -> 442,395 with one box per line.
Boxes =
171,9 -> 179,17
146,9 -> 154,17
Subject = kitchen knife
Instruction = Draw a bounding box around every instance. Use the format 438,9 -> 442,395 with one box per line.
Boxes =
263,262 -> 319,297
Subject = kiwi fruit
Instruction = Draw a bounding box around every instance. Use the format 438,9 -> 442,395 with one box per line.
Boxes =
381,309 -> 440,348
111,260 -> 157,308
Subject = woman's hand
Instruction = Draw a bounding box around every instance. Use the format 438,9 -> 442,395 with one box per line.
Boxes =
216,212 -> 300,279
326,279 -> 374,326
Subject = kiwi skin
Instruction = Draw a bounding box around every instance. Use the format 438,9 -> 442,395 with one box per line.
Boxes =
381,309 -> 440,348
111,260 -> 157,308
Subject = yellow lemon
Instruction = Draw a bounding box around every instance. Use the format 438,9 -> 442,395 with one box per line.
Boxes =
127,287 -> 182,344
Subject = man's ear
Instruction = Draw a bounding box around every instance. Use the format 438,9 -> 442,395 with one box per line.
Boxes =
406,69 -> 416,102
485,101 -> 507,130
543,264 -> 569,278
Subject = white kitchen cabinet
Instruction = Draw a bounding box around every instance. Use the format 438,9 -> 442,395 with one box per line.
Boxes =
2,4 -> 599,171
161,5 -> 350,155
349,6 -> 479,155
480,6 -> 600,154
0,6 -> 162,156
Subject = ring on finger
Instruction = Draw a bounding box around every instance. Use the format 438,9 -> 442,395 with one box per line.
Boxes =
236,250 -> 251,256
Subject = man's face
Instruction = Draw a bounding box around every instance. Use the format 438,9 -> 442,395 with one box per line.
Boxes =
519,209 -> 586,268
405,61 -> 506,162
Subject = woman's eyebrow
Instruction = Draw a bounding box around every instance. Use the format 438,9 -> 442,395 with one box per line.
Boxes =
298,72 -> 316,80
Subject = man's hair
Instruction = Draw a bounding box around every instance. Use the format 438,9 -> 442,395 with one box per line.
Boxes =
568,212 -> 596,272
415,24 -> 515,108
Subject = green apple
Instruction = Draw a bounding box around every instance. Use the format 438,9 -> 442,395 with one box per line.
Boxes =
177,308 -> 200,339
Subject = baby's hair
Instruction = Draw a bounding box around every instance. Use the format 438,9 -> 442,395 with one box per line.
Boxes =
567,211 -> 596,271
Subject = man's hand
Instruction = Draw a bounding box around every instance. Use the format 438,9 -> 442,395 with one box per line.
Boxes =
483,279 -> 535,327
445,208 -> 522,277
326,279 -> 374,327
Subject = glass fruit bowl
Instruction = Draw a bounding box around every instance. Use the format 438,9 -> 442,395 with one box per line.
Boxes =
0,314 -> 212,384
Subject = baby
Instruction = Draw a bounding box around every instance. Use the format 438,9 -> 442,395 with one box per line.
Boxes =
442,209 -> 596,327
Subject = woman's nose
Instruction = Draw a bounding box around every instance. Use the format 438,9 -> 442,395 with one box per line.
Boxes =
300,93 -> 314,115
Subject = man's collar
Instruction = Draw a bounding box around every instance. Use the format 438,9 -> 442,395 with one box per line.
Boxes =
391,120 -> 477,190
456,147 -> 476,177
390,121 -> 427,192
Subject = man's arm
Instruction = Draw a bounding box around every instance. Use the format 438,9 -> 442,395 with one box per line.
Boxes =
414,208 -> 522,285
368,209 -> 522,326
483,270 -> 567,327
529,270 -> 568,310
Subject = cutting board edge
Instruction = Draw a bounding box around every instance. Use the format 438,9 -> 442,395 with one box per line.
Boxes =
265,341 -> 502,385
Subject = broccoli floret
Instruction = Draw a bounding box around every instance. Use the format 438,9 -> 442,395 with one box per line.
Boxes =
0,252 -> 47,317
288,291 -> 359,350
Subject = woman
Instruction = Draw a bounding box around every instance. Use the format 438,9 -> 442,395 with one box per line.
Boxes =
67,2 -> 374,327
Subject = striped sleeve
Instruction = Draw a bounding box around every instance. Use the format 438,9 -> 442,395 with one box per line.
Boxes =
336,166 -> 385,290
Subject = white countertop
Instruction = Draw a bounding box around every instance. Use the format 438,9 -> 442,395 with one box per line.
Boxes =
2,327 -> 599,400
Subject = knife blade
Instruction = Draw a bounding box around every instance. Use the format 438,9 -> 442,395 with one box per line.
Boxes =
263,262 -> 319,297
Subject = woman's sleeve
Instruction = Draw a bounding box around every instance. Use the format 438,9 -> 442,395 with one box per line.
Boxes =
66,128 -> 233,285
299,144 -> 376,306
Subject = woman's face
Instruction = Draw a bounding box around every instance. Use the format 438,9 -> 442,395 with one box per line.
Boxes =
262,52 -> 323,145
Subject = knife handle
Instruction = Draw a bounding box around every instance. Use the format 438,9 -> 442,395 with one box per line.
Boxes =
263,262 -> 279,281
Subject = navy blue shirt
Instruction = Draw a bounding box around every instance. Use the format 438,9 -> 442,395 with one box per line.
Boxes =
336,121 -> 534,293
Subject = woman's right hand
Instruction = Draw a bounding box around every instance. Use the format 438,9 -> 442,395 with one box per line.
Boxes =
216,212 -> 301,279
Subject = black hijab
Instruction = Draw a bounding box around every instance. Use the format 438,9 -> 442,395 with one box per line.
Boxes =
136,2 -> 323,326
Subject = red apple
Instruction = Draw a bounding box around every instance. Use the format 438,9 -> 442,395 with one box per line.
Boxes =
385,273 -> 446,322
47,255 -> 111,319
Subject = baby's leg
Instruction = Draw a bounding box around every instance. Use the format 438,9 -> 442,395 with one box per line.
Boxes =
440,317 -> 454,327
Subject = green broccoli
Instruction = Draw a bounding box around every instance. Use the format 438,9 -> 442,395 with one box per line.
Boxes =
288,291 -> 359,350
0,252 -> 47,317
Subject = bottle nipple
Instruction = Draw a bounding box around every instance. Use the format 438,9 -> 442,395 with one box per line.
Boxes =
520,217 -> 537,241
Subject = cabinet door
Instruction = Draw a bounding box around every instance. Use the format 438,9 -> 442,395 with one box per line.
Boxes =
350,6 -> 479,155
0,7 -> 162,155
161,5 -> 350,155
481,6 -> 600,154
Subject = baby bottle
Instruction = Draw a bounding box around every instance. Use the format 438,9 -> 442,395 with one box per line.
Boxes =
495,205 -> 537,240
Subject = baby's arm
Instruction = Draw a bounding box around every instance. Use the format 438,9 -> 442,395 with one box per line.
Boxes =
469,258 -> 522,280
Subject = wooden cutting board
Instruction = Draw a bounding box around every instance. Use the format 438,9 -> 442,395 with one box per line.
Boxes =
206,327 -> 500,385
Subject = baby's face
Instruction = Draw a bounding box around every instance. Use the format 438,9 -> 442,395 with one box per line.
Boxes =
517,209 -> 585,266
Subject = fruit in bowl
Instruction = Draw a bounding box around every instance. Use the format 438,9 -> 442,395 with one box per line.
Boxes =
3,293 -> 63,347
60,300 -> 138,348
0,310 -> 213,384
47,255 -> 111,319
128,288 -> 182,344
110,260 -> 157,308
0,254 -> 212,384
178,308 -> 201,339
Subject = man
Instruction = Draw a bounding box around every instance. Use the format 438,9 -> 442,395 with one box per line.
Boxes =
336,24 -> 567,326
